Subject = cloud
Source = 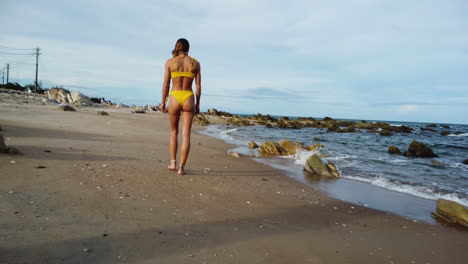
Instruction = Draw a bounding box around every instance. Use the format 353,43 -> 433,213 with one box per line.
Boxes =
398,105 -> 420,114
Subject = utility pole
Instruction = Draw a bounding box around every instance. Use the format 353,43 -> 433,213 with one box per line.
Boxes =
1,70 -> 4,84
6,64 -> 9,84
35,47 -> 40,93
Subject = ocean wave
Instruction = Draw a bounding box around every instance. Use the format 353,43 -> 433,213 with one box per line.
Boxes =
448,133 -> 468,137
343,175 -> 468,207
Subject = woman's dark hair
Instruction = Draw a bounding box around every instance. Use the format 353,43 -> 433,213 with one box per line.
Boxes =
172,38 -> 190,57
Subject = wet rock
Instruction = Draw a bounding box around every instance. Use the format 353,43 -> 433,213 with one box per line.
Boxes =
194,114 -> 209,126
421,127 -> 436,132
388,145 -> 401,155
0,134 -> 7,153
304,142 -> 324,151
278,139 -> 303,155
379,129 -> 393,136
227,115 -> 252,126
248,141 -> 259,149
58,105 -> 76,112
431,160 -> 443,167
440,131 -> 450,136
463,159 -> 468,165
426,123 -> 437,128
313,137 -> 319,141
97,111 -> 109,116
403,140 -> 438,158
258,141 -> 287,156
441,125 -> 450,129
431,199 -> 468,227
304,154 -> 340,177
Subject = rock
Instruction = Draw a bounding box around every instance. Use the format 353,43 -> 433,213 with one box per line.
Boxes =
431,199 -> 468,227
313,137 -> 319,141
194,114 -> 209,126
441,125 -> 450,129
431,160 -> 443,166
0,134 -> 7,153
46,88 -> 71,103
379,129 -> 393,136
403,140 -> 438,158
116,103 -> 129,108
131,110 -> 146,114
426,123 -> 437,128
278,139 -> 303,155
304,154 -> 340,177
421,127 -> 436,132
227,151 -> 240,158
463,159 -> 468,165
7,146 -> 23,155
70,91 -> 92,105
0,125 -> 2,131
58,105 -> 76,112
97,111 -> 109,116
440,131 -> 450,136
227,115 -> 252,126
207,108 -> 219,115
258,141 -> 287,156
388,145 -> 401,154
304,142 -> 324,151
248,141 -> 259,149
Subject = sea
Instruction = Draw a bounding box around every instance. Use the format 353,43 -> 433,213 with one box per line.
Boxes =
199,118 -> 468,223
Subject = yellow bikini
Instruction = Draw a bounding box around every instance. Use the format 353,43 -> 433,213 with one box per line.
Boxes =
170,56 -> 195,106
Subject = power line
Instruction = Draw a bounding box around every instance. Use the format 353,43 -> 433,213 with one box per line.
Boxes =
0,51 -> 36,56
0,45 -> 35,51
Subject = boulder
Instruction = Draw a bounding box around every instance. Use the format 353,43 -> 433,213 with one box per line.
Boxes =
70,91 -> 92,105
313,137 -> 319,141
258,141 -> 287,156
0,134 -> 7,153
403,140 -> 438,158
431,160 -> 443,167
421,127 -> 436,132
42,98 -> 58,104
440,131 -> 450,136
431,199 -> 468,227
131,110 -> 146,114
426,123 -> 437,128
58,105 -> 76,112
97,111 -> 109,116
441,125 -> 450,129
248,141 -> 259,149
7,146 -> 23,155
207,108 -> 219,115
304,142 -> 324,151
46,88 -> 71,103
278,139 -> 303,155
463,159 -> 468,165
388,145 -> 401,155
194,114 -> 209,126
304,154 -> 340,177
379,129 -> 393,136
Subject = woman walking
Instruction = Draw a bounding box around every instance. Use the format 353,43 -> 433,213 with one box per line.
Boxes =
160,38 -> 201,175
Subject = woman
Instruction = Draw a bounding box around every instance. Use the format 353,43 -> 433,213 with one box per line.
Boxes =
160,38 -> 201,175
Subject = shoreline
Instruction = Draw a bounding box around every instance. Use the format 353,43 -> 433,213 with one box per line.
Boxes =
1,99 -> 467,263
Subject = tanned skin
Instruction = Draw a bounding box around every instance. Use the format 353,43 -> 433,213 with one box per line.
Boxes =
160,52 -> 201,175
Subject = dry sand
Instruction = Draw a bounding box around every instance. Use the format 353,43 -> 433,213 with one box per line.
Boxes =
0,97 -> 467,264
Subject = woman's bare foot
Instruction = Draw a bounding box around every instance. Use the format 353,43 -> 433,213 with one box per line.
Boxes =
177,165 -> 185,175
168,160 -> 177,170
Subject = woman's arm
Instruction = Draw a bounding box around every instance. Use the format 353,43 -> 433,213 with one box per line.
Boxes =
195,63 -> 201,114
160,60 -> 171,112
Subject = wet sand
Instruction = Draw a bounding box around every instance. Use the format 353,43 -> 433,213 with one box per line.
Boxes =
0,99 -> 467,263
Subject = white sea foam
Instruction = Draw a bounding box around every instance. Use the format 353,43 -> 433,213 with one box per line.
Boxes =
343,175 -> 468,207
448,133 -> 468,137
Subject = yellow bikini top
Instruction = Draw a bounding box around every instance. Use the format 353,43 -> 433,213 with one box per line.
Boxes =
171,56 -> 195,78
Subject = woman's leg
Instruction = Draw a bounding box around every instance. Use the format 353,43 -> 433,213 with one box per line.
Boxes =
178,96 -> 195,175
168,96 -> 181,170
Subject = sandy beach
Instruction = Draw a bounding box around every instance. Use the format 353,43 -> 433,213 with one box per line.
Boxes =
1,96 -> 467,263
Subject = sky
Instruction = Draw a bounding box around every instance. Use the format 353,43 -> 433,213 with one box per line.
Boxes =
1,0 -> 467,124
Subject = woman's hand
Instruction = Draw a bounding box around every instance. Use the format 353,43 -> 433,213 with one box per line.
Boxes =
160,103 -> 166,113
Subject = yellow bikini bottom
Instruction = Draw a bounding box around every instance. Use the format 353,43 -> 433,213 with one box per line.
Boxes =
170,90 -> 194,107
